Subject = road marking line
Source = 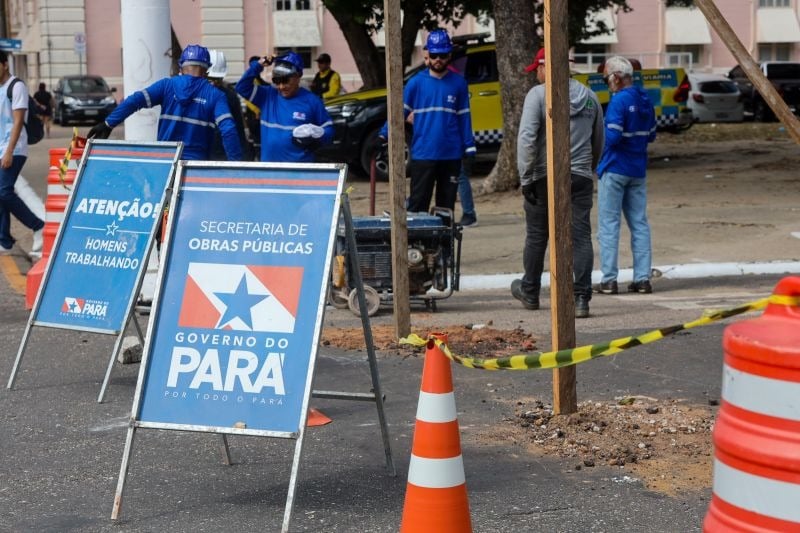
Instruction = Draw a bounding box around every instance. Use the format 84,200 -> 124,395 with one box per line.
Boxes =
0,255 -> 27,294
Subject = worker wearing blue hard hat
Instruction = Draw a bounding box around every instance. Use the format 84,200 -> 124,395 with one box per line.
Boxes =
236,51 -> 333,162
88,44 -> 243,162
379,29 -> 476,214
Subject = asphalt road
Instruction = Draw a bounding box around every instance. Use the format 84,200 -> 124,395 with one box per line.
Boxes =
0,267 -> 790,532
0,125 -> 796,531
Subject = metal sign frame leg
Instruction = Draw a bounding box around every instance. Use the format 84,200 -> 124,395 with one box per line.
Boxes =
282,418 -> 309,532
111,423 -> 137,520
97,328 -> 128,403
219,435 -> 232,465
130,312 -> 145,345
98,242 -> 159,403
341,194 -> 395,475
6,313 -> 37,389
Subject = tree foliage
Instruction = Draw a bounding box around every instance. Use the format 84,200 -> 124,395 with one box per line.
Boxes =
322,0 -> 490,87
321,0 -> 633,90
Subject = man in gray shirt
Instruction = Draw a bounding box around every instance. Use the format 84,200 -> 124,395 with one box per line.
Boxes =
512,48 -> 604,318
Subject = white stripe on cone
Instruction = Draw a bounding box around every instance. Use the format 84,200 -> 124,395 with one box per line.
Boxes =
416,391 -> 457,423
408,455 -> 466,489
722,365 -> 800,422
713,458 -> 800,524
45,213 -> 65,223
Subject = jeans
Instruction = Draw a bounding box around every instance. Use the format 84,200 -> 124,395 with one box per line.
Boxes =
0,155 -> 44,249
458,156 -> 475,217
407,159 -> 460,213
521,175 -> 594,298
597,171 -> 652,283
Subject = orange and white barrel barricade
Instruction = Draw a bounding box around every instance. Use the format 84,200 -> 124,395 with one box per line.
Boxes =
43,148 -> 82,257
401,333 -> 472,533
704,276 -> 800,531
25,145 -> 83,309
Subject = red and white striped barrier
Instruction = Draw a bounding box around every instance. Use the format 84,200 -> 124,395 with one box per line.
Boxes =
705,276 -> 800,531
25,146 -> 82,309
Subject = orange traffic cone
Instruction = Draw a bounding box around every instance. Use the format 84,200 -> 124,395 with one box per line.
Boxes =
400,333 -> 472,533
307,407 -> 332,427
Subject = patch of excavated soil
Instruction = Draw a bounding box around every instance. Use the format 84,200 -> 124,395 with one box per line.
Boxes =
475,395 -> 715,496
321,323 -> 537,356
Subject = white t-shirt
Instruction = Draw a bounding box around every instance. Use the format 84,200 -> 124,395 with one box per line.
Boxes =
0,76 -> 29,158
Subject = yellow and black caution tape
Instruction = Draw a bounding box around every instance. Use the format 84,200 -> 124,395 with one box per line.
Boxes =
57,127 -> 80,188
399,294 -> 800,371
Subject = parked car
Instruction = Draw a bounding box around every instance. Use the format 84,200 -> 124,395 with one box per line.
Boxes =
316,34 -> 693,180
727,62 -> 800,122
686,73 -> 743,123
53,75 -> 117,125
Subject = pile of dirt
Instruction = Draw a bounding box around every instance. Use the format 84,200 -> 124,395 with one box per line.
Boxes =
494,396 -> 716,495
321,323 -> 537,357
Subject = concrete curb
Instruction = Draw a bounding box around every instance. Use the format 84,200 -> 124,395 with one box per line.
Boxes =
459,261 -> 800,291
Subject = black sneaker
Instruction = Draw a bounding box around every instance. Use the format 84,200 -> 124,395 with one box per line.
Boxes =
575,294 -> 590,318
597,280 -> 618,294
459,213 -> 478,228
627,280 -> 653,294
511,279 -> 539,310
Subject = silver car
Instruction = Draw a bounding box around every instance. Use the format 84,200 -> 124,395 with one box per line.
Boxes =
686,73 -> 743,123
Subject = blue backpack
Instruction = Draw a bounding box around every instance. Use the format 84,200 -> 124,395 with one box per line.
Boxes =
7,78 -> 45,145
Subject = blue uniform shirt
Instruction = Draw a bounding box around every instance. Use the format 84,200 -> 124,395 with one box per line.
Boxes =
236,62 -> 333,163
380,69 -> 475,161
597,86 -> 656,179
105,74 -> 242,161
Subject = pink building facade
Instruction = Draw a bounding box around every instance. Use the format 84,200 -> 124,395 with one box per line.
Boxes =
576,0 -> 800,74
4,0 -> 800,95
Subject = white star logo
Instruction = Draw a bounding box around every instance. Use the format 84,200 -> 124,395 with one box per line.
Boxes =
106,221 -> 119,235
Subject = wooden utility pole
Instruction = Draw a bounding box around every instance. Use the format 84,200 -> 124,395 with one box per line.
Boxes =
694,0 -> 800,145
543,0 -> 577,415
383,0 -> 411,337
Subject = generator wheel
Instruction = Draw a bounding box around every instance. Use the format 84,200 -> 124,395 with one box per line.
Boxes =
348,286 -> 380,317
327,286 -> 349,309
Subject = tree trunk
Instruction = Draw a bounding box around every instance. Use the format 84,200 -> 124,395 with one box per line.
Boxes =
326,5 -> 386,88
482,0 -> 538,193
401,0 -> 426,67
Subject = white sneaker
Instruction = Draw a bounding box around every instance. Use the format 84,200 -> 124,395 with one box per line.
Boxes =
31,229 -> 43,254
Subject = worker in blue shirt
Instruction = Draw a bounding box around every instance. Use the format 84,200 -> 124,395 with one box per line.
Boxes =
88,44 -> 243,162
380,29 -> 476,213
236,51 -> 333,163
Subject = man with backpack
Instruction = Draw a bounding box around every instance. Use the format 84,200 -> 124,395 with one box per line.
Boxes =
0,50 -> 44,260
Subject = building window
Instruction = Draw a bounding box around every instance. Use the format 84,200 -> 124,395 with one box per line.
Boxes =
275,47 -> 312,70
666,44 -> 701,69
758,43 -> 792,61
275,0 -> 310,9
572,44 -> 608,73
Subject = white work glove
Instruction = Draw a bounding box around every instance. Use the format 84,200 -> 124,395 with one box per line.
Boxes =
292,124 -> 325,149
292,123 -> 325,140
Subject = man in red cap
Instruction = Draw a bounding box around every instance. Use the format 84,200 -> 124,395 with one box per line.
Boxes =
512,48 -> 605,318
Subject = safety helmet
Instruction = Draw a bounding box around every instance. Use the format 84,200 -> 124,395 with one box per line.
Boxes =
272,51 -> 304,77
179,44 -> 211,69
425,29 -> 453,55
207,49 -> 227,79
